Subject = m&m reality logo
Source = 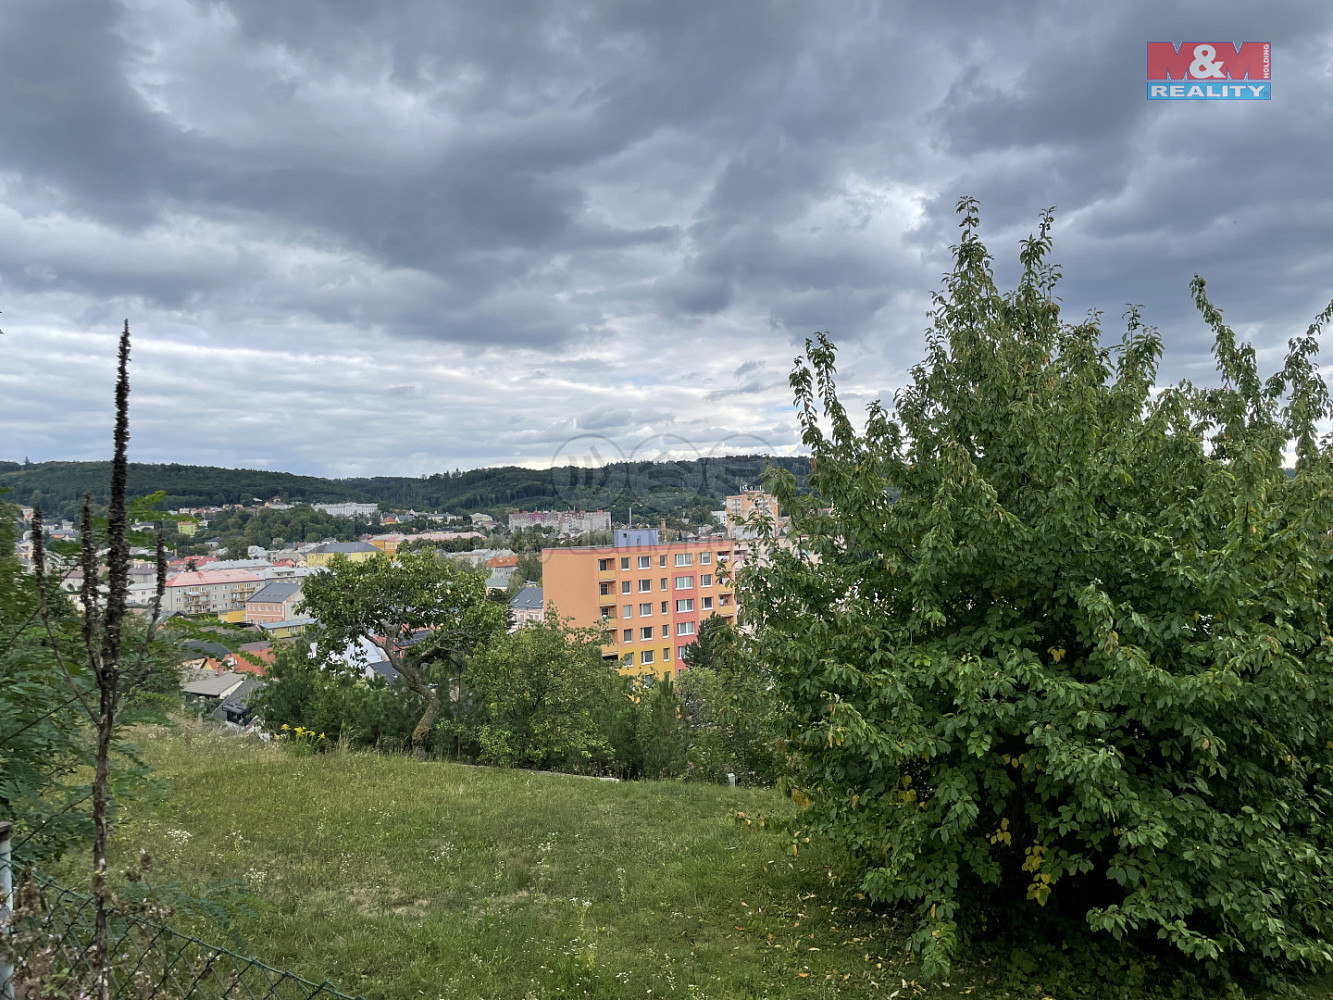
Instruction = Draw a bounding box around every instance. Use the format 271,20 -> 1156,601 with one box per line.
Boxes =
1147,42 -> 1270,100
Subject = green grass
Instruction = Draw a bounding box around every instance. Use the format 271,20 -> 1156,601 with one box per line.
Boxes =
59,722 -> 1333,1000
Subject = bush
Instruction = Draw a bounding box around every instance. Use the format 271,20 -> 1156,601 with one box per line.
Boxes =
747,199 -> 1333,983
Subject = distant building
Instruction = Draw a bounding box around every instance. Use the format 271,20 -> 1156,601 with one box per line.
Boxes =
244,581 -> 304,624
508,510 -> 611,536
163,569 -> 265,616
312,502 -> 379,519
470,513 -> 498,528
543,530 -> 737,681
305,540 -> 380,567
509,586 -> 544,629
725,490 -> 781,540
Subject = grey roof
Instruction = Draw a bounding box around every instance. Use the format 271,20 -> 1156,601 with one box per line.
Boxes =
310,540 -> 378,554
211,677 -> 264,723
183,639 -> 231,659
509,586 -> 543,611
366,659 -> 401,683
258,616 -> 315,633
248,581 -> 302,604
180,669 -> 246,699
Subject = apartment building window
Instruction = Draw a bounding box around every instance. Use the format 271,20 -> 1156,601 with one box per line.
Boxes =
639,602 -> 653,616
641,627 -> 654,640
620,557 -> 630,570
719,594 -> 731,606
700,574 -> 713,588
676,621 -> 696,636
660,601 -> 669,614
641,650 -> 655,665
621,581 -> 631,595
702,596 -> 713,610
663,647 -> 672,661
598,558 -> 612,572
661,625 -> 669,638
599,582 -> 612,596
674,575 -> 693,589
638,579 -> 652,593
678,646 -> 690,660
660,578 -> 668,591
600,605 -> 616,620
623,604 -> 633,618
699,553 -> 712,565
675,599 -> 694,612
623,629 -> 633,642
623,652 -> 634,666
659,554 -> 667,567
638,555 -> 651,569
674,553 -> 692,567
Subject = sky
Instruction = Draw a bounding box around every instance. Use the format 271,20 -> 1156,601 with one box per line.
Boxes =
1,0 -> 1330,479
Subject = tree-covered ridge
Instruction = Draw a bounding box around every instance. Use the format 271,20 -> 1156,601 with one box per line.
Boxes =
0,455 -> 809,521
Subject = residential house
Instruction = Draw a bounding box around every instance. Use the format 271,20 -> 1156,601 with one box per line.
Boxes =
163,569 -> 265,617
542,529 -> 737,681
508,586 -> 543,629
305,540 -> 380,567
508,510 -> 611,536
244,581 -> 304,624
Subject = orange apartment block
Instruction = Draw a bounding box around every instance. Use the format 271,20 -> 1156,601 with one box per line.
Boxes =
542,529 -> 737,681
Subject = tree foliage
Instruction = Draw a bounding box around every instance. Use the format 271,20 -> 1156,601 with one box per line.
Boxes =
467,611 -> 622,771
747,199 -> 1333,982
0,502 -> 94,865
298,550 -> 505,759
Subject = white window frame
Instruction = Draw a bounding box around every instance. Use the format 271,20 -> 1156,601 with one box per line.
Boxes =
674,575 -> 693,589
676,621 -> 696,636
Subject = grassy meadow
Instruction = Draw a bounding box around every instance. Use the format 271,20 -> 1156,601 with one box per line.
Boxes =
53,721 -> 1332,1000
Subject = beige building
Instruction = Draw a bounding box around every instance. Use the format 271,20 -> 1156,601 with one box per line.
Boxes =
164,569 -> 265,616
243,581 -> 304,624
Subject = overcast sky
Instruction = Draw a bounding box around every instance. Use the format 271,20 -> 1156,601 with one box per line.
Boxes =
1,1 -> 1330,478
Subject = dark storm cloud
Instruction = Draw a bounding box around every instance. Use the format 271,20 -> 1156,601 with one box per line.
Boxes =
1,0 -> 1330,474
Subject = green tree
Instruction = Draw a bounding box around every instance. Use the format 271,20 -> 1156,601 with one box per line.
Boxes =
515,550 -> 542,583
0,502 -> 93,866
747,200 -> 1333,981
300,550 -> 505,759
467,611 -> 622,772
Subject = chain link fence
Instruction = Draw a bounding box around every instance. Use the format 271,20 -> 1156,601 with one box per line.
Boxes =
1,827 -> 366,1000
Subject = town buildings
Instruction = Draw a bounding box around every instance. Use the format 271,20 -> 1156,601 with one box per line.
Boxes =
243,581 -> 304,624
508,585 -> 544,629
305,540 -> 379,567
508,509 -> 611,536
542,529 -> 736,681
163,569 -> 265,617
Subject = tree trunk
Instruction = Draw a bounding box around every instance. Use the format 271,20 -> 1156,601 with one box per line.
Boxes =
386,649 -> 438,761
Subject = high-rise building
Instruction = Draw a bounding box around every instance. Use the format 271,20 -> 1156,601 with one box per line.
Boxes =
542,529 -> 737,680
725,490 -> 781,539
508,509 -> 612,536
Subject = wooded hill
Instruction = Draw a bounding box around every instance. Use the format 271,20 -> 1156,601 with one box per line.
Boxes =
0,455 -> 810,522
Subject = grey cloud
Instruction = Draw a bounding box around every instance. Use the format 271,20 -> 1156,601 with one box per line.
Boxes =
2,0 -> 1331,475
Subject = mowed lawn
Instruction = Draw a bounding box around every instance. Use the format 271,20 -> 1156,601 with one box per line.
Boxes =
86,723 -> 963,1000
70,724 -> 1333,1000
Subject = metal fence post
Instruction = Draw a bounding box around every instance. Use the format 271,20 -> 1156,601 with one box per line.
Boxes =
1,820 -> 13,1000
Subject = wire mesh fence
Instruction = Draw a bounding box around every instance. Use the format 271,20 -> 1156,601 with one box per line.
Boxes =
1,869 -> 366,1000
